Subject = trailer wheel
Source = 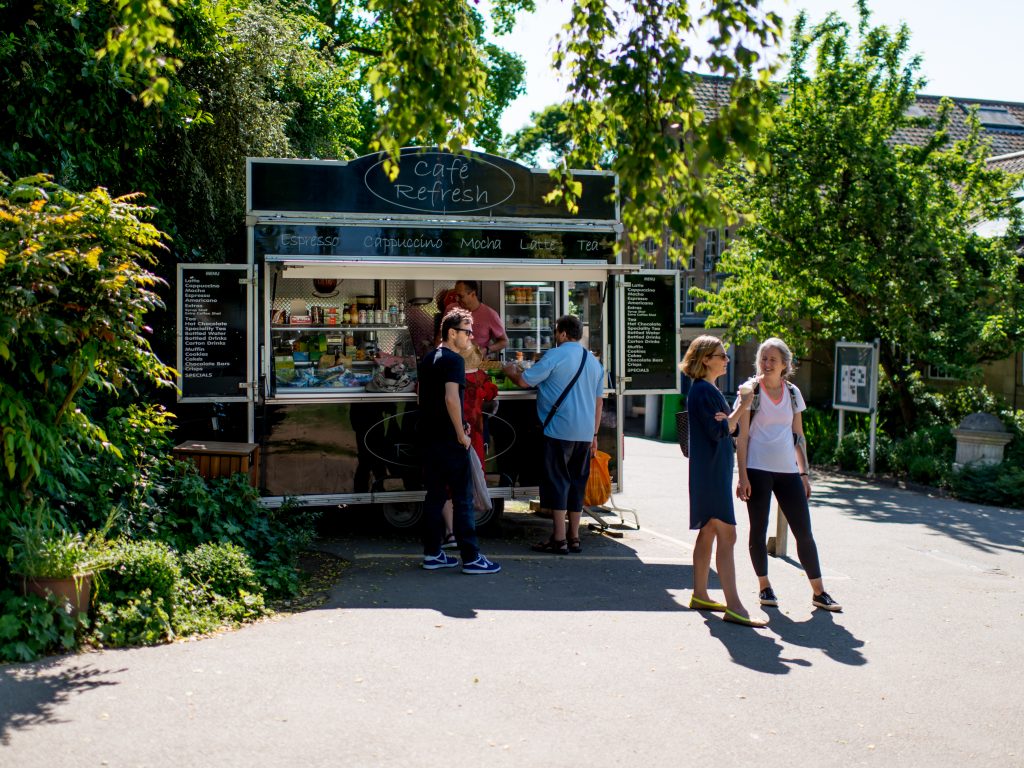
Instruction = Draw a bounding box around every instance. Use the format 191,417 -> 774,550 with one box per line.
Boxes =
380,499 -> 504,531
475,498 -> 504,532
380,502 -> 423,529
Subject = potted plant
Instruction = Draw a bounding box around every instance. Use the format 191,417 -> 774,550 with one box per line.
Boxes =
7,507 -> 112,615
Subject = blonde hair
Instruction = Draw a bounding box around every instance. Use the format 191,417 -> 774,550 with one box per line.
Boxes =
755,337 -> 796,378
680,335 -> 724,380
460,343 -> 483,371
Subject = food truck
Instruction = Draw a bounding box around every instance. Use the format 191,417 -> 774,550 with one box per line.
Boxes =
176,148 -> 679,528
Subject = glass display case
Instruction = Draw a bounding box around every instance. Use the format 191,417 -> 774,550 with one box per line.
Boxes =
267,275 -> 418,396
501,281 -> 556,362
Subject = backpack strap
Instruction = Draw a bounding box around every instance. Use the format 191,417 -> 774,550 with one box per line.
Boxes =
541,347 -> 589,431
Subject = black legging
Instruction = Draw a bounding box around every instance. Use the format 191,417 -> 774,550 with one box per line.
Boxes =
746,468 -> 822,580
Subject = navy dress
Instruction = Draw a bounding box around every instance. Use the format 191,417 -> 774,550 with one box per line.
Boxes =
687,379 -> 736,529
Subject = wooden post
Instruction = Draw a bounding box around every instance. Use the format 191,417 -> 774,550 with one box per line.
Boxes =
768,502 -> 788,557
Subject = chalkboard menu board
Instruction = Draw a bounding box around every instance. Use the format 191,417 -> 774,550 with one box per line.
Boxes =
622,272 -> 679,393
177,264 -> 250,402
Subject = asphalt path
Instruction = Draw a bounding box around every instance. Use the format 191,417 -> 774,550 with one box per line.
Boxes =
1,436 -> 1022,767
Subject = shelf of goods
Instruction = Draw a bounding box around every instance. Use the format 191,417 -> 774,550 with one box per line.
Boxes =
269,277 -> 415,394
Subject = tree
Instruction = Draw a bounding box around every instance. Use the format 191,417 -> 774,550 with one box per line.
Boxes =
0,173 -> 175,517
696,1 -> 1024,428
499,1 -> 782,259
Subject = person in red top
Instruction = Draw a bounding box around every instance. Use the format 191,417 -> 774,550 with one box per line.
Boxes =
454,280 -> 507,359
460,344 -> 499,464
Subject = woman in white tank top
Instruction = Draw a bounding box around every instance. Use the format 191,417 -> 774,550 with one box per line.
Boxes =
734,338 -> 842,613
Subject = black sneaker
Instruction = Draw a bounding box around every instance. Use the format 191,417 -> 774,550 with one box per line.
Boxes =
812,591 -> 842,612
758,587 -> 778,607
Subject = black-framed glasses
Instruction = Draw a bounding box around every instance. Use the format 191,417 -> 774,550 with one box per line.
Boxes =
708,352 -> 729,360
455,328 -> 474,337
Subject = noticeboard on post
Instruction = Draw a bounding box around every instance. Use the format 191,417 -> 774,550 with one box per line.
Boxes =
177,264 -> 251,402
832,341 -> 879,413
621,271 -> 680,394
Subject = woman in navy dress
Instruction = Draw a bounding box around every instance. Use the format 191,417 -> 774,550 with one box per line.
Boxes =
681,335 -> 764,627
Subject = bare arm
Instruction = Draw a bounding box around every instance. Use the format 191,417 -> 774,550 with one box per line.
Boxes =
592,396 -> 604,454
735,407 -> 752,500
501,362 -> 527,388
486,335 -> 508,355
792,411 -> 811,498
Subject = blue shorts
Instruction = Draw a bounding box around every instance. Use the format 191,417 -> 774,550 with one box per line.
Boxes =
539,437 -> 592,512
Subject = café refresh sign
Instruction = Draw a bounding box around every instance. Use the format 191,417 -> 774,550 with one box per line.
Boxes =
248,148 -> 618,222
363,153 -> 516,214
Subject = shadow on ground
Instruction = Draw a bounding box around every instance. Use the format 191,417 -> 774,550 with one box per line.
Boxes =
313,506 -> 868,673
0,660 -> 122,745
813,476 -> 1024,557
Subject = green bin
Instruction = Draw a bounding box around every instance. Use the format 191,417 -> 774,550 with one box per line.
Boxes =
659,394 -> 686,442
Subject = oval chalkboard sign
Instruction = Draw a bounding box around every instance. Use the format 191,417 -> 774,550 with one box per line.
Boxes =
363,152 -> 516,214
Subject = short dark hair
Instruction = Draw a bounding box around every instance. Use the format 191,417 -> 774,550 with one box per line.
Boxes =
456,279 -> 479,295
555,314 -> 583,341
441,307 -> 472,340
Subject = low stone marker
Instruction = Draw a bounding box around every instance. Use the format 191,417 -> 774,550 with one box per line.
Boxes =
952,412 -> 1012,470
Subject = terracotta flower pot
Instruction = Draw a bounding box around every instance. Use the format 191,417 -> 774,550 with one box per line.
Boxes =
23,573 -> 93,615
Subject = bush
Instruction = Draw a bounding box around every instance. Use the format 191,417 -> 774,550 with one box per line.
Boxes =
834,429 -> 894,474
890,425 -> 955,485
877,372 -> 945,435
56,402 -> 177,536
91,539 -> 181,648
153,469 -> 317,597
176,543 -> 266,632
949,462 -> 1024,508
0,589 -> 85,663
801,406 -> 837,465
940,385 -> 1008,427
0,174 -> 173,517
90,589 -> 174,649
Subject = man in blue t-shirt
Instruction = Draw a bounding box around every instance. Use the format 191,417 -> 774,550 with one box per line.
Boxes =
502,315 -> 605,555
417,307 -> 501,575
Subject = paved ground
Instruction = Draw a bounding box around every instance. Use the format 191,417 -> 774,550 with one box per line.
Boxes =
1,436 -> 1023,767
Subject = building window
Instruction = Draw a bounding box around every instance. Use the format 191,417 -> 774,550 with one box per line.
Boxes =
703,229 -> 719,272
688,245 -> 696,271
684,275 -> 697,314
971,105 -> 1024,131
928,365 -> 957,381
667,236 -> 686,271
640,237 -> 658,261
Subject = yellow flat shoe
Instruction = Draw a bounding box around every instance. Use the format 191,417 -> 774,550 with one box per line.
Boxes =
723,609 -> 767,627
689,595 -> 727,612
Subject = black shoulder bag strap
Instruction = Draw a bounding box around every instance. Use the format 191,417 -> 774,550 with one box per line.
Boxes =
542,348 -> 589,430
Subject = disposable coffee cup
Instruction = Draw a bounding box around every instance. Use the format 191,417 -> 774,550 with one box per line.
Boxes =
739,382 -> 754,396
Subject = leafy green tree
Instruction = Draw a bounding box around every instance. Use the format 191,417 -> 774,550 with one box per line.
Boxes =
0,174 -> 174,514
697,1 -> 1024,428
500,1 -> 781,259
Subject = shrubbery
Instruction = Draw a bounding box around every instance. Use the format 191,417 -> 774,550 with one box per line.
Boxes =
949,463 -> 1024,507
90,540 -> 180,647
88,540 -> 270,647
0,589 -> 86,662
807,383 -> 1022,508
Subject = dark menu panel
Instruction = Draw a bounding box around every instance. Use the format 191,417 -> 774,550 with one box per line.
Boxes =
253,224 -> 616,261
249,149 -> 617,222
623,272 -> 678,393
178,265 -> 249,401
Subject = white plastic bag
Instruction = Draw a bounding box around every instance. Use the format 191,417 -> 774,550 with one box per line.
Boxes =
468,449 -> 491,513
